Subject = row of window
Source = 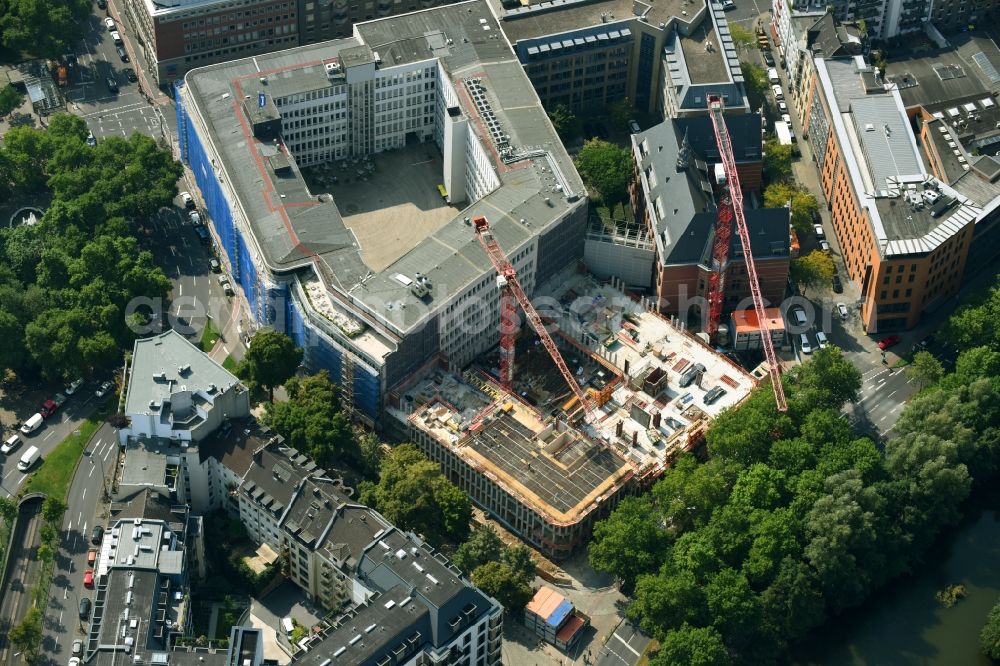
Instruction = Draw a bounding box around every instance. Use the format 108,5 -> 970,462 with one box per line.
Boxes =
183,24 -> 293,52
181,35 -> 294,62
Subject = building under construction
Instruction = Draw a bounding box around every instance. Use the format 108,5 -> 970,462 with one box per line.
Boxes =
385,271 -> 756,559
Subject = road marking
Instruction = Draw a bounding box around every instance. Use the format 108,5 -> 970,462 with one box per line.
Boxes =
59,610 -> 63,626
78,512 -> 83,526
880,414 -> 888,422
89,465 -> 94,477
887,389 -> 898,399
613,632 -> 641,657
81,488 -> 87,501
179,283 -> 183,296
43,430 -> 54,441
83,521 -> 87,535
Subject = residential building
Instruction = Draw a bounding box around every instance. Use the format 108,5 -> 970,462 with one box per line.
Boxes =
804,55 -> 995,330
118,330 -> 250,445
629,116 -> 790,317
772,0 -> 999,40
495,0 -> 748,117
524,587 -> 589,653
387,273 -> 756,560
176,0 -> 587,427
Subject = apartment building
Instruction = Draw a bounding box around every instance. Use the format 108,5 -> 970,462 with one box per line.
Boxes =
805,55 -> 994,330
630,116 -> 790,316
118,330 -> 250,446
772,0 -> 1000,40
177,0 -> 587,426
496,0 -> 747,117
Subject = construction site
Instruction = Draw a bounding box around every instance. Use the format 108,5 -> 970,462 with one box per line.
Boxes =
384,269 -> 756,559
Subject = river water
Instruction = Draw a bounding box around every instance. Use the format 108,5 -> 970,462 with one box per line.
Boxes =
793,510 -> 1000,666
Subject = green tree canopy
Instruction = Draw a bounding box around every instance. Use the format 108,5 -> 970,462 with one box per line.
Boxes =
367,445 -> 471,545
470,561 -> 534,613
574,138 -> 633,205
763,182 -> 819,235
729,24 -> 756,51
741,62 -> 769,107
9,606 -> 43,661
982,598 -> 1000,660
263,370 -> 358,470
452,523 -> 504,575
0,84 -> 23,116
653,624 -> 731,666
907,350 -> 944,389
763,137 -> 794,183
0,0 -> 91,58
790,250 -> 835,296
236,329 -> 303,400
547,104 -> 580,142
589,495 -> 671,592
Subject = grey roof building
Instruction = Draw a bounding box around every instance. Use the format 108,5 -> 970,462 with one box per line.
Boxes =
120,330 -> 250,445
177,0 -> 588,425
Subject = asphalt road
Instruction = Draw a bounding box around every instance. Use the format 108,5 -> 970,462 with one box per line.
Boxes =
1,393 -> 107,500
62,2 -> 172,144
0,498 -> 44,665
36,425 -> 116,666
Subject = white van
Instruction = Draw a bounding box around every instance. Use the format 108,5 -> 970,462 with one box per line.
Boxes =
281,617 -> 294,635
20,413 -> 43,435
18,445 -> 40,472
767,67 -> 780,84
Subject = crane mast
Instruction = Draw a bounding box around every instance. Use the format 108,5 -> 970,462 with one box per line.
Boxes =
472,216 -> 598,420
706,95 -> 788,412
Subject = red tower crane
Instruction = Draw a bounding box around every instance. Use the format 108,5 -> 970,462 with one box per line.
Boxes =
472,216 -> 598,420
706,95 -> 788,412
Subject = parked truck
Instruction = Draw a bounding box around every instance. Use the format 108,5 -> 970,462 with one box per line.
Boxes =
40,393 -> 67,418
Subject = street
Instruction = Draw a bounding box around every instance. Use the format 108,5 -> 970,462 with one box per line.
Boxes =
36,426 -> 116,666
0,498 -> 44,666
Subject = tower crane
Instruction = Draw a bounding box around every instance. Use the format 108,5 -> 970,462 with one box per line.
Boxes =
706,94 -> 788,411
471,215 -> 599,421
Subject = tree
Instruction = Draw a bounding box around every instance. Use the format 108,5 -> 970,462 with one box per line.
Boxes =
907,350 -> 944,389
590,495 -> 670,591
606,98 -> 634,133
9,606 -> 42,661
470,561 -> 533,612
653,624 -> 731,666
730,24 -> 756,52
0,0 -> 91,58
452,524 -> 504,575
763,137 -> 794,183
368,445 -> 471,545
0,84 -> 23,117
547,104 -> 580,142
357,432 -> 385,480
236,328 -> 303,401
263,370 -> 357,469
0,496 -> 16,525
574,138 -> 633,205
763,182 -> 819,234
981,598 -> 1000,660
502,544 -> 536,582
741,62 -> 769,106
790,250 -> 835,296
42,496 -> 66,526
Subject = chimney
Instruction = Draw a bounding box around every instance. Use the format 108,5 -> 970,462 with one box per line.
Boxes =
653,413 -> 661,428
624,359 -> 630,374
632,431 -> 638,447
616,421 -> 623,437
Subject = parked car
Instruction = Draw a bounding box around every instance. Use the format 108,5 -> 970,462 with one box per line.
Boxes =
763,51 -> 775,67
86,132 -> 97,147
628,119 -> 641,133
800,333 -> 814,355
104,17 -> 116,30
819,239 -> 831,252
721,0 -> 735,9
2,435 -> 21,455
95,380 -> 114,398
65,378 -> 84,395
189,211 -> 202,226
91,525 -> 104,544
87,548 -> 97,566
217,274 -> 229,285
879,334 -> 903,350
79,597 -> 91,619
107,77 -> 118,94
777,101 -> 788,114
110,30 -> 122,45
69,658 -> 81,666
180,192 -> 194,208
815,331 -> 830,349
83,569 -> 94,588
195,226 -> 210,244
704,386 -> 727,404
837,302 -> 849,320
223,283 -> 235,297
123,67 -> 137,82
831,273 -> 843,293
772,84 -> 784,100
97,0 -> 107,8
209,258 -> 221,272
116,45 -> 129,62
41,393 -> 67,418
813,223 -> 825,238
72,639 -> 83,657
